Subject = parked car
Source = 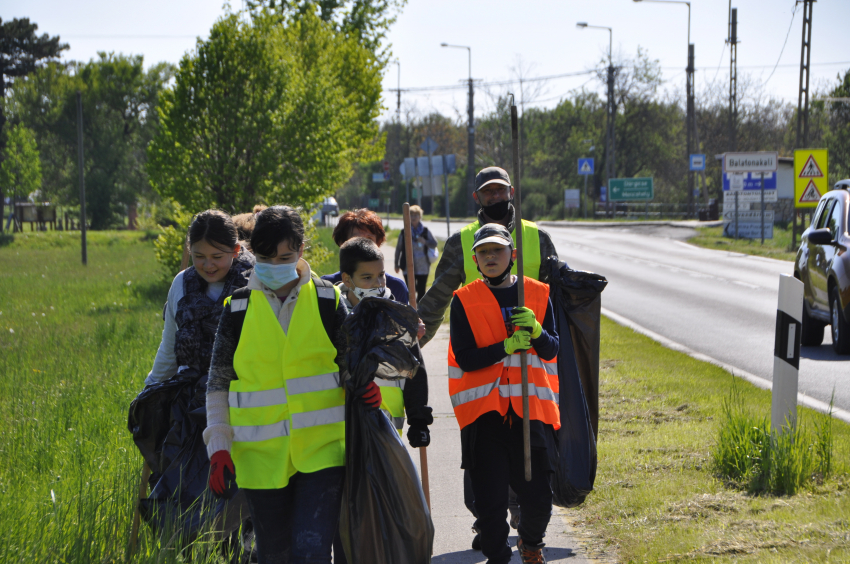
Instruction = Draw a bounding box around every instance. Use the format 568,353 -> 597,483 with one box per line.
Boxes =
795,179 -> 850,354
312,196 -> 339,224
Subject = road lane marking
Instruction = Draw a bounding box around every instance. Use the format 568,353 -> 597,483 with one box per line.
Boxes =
601,307 -> 850,424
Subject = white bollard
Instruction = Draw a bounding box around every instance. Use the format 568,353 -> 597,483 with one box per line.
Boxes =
771,274 -> 804,432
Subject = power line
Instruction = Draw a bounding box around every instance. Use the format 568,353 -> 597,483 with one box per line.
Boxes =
388,69 -> 597,93
63,35 -> 198,39
764,2 -> 799,85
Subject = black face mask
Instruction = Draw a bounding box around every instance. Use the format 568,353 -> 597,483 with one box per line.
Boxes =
478,259 -> 514,287
481,199 -> 510,220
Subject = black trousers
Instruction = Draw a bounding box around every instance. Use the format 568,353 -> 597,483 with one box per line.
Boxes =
468,415 -> 552,564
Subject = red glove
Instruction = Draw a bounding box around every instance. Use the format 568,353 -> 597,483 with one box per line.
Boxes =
358,381 -> 382,410
209,450 -> 235,496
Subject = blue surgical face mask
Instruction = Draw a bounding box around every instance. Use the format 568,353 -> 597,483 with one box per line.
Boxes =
254,261 -> 299,290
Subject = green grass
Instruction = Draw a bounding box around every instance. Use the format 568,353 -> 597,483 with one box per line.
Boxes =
688,225 -> 799,262
570,317 -> 850,563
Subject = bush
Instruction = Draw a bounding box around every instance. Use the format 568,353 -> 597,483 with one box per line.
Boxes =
712,385 -> 835,495
152,202 -> 192,280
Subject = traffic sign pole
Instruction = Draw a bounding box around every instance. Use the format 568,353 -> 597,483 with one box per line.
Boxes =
583,175 -> 588,219
760,173 -> 765,244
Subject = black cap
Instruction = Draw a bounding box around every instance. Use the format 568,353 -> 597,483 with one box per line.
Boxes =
475,167 -> 512,192
472,223 -> 514,250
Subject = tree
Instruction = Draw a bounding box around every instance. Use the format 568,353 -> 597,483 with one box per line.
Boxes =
148,11 -> 384,213
825,69 -> 850,182
247,0 -> 406,61
0,123 -> 42,214
0,18 -> 66,230
10,54 -> 173,229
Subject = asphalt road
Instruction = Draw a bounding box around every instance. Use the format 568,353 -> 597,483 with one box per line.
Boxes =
395,218 -> 850,418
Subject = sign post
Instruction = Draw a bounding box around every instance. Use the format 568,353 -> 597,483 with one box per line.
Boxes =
578,158 -> 594,219
793,149 -> 828,247
609,177 -> 653,202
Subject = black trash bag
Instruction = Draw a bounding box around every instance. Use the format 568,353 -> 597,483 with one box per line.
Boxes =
339,297 -> 434,564
545,257 -> 607,508
128,370 -> 232,539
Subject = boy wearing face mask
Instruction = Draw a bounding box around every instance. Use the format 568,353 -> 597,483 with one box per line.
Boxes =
448,223 -> 559,564
336,237 -> 432,443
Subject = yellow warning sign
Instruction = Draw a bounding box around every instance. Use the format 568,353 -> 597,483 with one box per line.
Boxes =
795,149 -> 828,208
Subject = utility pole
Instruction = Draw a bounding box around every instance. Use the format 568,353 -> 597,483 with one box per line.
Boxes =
395,61 -> 401,215
76,91 -> 88,266
728,6 -> 738,152
793,0 -> 815,247
687,44 -> 695,218
442,43 -> 476,217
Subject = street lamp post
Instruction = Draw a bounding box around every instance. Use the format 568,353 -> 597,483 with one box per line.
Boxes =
394,60 -> 402,208
441,43 -> 475,217
577,23 -> 615,218
633,0 -> 695,218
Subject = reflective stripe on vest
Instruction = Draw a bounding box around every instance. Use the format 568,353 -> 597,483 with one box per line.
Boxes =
447,277 -> 560,430
460,219 -> 542,286
227,279 -> 344,490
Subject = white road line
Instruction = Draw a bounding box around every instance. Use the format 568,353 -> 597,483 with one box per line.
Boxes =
602,307 -> 850,424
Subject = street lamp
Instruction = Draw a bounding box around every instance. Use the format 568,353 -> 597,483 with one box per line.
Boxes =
577,22 -> 615,218
633,0 -> 696,217
441,43 -> 475,216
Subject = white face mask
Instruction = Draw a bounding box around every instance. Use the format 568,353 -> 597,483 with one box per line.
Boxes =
254,261 -> 299,290
352,285 -> 390,301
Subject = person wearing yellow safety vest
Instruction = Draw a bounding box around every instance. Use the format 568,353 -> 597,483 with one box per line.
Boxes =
203,206 -> 381,563
417,166 -> 558,347
448,223 -> 560,564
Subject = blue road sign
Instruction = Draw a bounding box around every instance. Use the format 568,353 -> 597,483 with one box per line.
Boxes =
690,154 -> 706,171
372,173 -> 386,183
420,137 -> 438,154
578,158 -> 594,175
599,186 -> 607,202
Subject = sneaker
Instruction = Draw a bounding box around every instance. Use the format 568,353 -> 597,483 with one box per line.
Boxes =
517,538 -> 545,563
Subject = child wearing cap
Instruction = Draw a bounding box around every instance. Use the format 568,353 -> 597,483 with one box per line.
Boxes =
447,223 -> 560,564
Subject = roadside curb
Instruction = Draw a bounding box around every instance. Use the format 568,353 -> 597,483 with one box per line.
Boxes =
538,220 -> 724,229
601,307 -> 850,424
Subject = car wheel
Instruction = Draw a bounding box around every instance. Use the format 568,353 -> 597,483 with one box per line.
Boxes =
830,287 -> 850,354
800,300 -> 825,346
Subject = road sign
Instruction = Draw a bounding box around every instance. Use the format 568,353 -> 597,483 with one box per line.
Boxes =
722,209 -> 775,223
723,221 -> 774,239
794,149 -> 828,208
722,172 -> 777,192
578,158 -> 594,175
368,198 -> 379,207
564,189 -> 581,209
402,157 -> 416,179
609,177 -> 653,201
689,154 -> 706,171
420,137 -> 438,154
411,188 -> 419,199
372,172 -> 386,183
599,186 -> 607,202
444,154 -> 457,174
416,156 -> 430,177
723,152 -> 778,174
723,190 -> 777,203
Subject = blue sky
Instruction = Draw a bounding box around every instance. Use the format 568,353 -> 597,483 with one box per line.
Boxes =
5,0 -> 849,121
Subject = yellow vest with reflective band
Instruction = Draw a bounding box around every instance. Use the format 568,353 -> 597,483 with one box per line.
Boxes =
225,279 -> 344,490
378,379 -> 405,432
461,219 -> 542,286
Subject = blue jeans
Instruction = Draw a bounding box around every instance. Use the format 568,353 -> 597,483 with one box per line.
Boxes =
243,466 -> 345,564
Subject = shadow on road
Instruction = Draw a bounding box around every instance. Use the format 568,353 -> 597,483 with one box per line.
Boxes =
801,344 -> 846,362
432,535 -> 579,563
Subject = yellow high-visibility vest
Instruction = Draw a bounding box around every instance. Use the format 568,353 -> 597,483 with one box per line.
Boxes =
226,279 -> 344,490
460,219 -> 542,285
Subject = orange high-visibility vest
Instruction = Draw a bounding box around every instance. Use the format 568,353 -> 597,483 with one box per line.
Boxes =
447,277 -> 560,430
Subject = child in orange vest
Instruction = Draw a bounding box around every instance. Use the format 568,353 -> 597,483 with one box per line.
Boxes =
448,223 -> 560,564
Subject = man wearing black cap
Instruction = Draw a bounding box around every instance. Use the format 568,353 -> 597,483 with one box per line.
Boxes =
416,166 -> 558,551
417,166 -> 557,346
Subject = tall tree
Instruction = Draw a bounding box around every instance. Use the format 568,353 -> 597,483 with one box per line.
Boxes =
148,11 -> 383,213
247,0 -> 406,61
0,123 -> 42,215
0,18 -> 66,231
10,54 -> 173,229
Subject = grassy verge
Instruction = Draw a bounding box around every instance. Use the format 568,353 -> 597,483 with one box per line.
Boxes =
688,225 -> 798,262
569,317 -> 850,563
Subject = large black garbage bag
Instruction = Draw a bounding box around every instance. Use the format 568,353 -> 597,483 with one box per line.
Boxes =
128,370 -> 235,539
339,297 -> 434,564
545,257 -> 607,508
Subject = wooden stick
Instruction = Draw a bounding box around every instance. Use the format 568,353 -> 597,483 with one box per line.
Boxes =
129,461 -> 151,554
510,100 -> 532,482
403,202 -> 431,510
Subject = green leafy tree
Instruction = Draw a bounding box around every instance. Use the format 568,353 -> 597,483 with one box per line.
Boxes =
247,0 -> 406,60
0,18 -> 66,230
0,123 -> 42,207
148,11 -> 384,214
825,69 -> 850,182
9,54 -> 174,229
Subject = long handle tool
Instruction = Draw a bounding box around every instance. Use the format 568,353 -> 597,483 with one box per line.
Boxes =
403,202 -> 431,510
509,97 -> 532,482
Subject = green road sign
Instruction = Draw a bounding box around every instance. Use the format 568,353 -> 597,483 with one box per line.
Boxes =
609,177 -> 653,201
